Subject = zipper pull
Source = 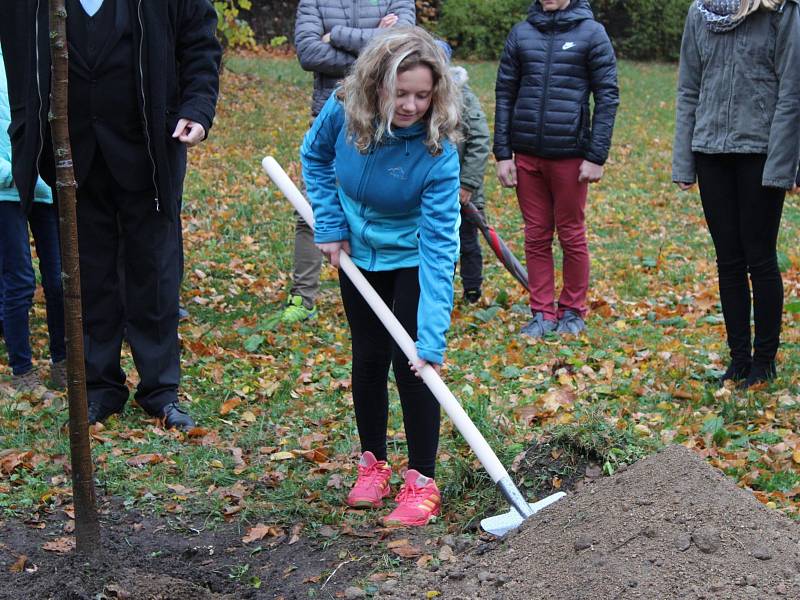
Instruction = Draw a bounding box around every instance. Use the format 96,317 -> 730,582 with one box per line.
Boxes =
155,197 -> 160,212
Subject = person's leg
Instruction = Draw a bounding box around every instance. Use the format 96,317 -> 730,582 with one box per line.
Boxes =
734,155 -> 785,379
339,267 -> 394,461
391,267 -> 441,480
695,153 -> 752,374
28,202 -> 66,365
0,202 -> 36,376
515,154 -> 557,321
0,264 -> 4,339
76,157 -> 129,412
458,206 -> 483,299
285,213 -> 323,316
118,186 -> 182,416
550,157 -> 590,319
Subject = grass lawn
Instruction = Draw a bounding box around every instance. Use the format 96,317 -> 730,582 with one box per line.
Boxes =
1,51 -> 798,548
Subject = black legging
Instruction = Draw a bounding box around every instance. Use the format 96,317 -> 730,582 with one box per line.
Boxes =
339,266 -> 440,479
695,153 -> 785,366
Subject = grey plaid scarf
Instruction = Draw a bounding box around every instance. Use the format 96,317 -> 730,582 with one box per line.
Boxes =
696,0 -> 755,32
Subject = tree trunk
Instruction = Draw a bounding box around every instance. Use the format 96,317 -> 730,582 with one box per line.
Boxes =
48,0 -> 100,555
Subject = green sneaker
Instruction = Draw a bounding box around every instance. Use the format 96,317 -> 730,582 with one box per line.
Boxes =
281,295 -> 318,323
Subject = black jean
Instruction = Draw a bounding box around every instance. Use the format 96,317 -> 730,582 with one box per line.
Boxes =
339,266 -> 440,479
459,205 -> 483,291
695,153 -> 785,366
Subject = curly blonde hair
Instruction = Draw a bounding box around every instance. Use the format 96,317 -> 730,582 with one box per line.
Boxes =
337,26 -> 461,155
737,0 -> 783,17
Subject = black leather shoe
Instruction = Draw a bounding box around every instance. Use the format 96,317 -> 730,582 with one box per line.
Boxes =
463,288 -> 481,304
88,402 -> 123,425
718,360 -> 751,387
739,361 -> 776,389
159,403 -> 196,431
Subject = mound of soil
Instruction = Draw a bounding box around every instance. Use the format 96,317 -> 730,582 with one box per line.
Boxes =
386,445 -> 800,600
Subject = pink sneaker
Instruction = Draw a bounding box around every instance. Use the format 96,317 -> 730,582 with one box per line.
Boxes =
383,469 -> 441,527
346,451 -> 392,508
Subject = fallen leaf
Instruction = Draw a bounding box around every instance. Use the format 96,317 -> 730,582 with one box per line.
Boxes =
42,536 -> 75,554
391,543 -> 423,558
126,453 -> 163,468
242,523 -> 284,544
270,451 -> 295,461
219,398 -> 241,415
8,555 -> 27,573
289,522 -> 303,545
318,525 -> 337,538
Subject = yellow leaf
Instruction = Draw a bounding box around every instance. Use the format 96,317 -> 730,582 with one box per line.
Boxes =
426,591 -> 441,598
270,451 -> 295,461
209,459 -> 224,468
792,449 -> 800,465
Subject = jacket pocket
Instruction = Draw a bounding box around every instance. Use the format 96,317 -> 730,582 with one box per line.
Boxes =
577,104 -> 590,149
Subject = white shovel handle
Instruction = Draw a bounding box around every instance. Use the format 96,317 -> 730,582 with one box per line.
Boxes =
262,156 -> 511,484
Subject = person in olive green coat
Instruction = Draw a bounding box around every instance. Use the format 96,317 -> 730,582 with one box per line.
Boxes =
437,42 -> 491,304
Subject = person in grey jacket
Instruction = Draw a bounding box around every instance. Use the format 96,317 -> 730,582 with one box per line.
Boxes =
281,0 -> 416,324
672,0 -> 800,388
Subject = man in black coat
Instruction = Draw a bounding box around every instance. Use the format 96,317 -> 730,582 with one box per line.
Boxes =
0,0 -> 221,430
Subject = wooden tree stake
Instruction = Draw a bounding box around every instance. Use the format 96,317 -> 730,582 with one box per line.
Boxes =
48,0 -> 100,554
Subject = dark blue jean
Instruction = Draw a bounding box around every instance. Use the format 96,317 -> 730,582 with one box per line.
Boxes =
29,202 -> 66,364
0,201 -> 66,375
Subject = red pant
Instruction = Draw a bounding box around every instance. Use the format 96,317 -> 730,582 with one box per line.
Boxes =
515,154 -> 589,320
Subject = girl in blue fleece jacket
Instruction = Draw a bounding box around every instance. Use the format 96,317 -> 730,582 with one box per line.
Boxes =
300,26 -> 461,526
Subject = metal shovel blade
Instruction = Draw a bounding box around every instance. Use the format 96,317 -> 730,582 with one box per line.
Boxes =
480,492 -> 566,537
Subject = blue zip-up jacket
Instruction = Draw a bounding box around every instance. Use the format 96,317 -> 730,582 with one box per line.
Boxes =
0,47 -> 51,204
301,94 -> 461,364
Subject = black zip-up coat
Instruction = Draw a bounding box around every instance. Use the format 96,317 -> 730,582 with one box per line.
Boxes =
493,0 -> 618,165
0,0 -> 221,221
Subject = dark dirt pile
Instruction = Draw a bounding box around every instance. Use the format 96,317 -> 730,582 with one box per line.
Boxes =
386,445 -> 800,600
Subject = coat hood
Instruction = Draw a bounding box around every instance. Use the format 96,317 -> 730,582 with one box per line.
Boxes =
528,0 -> 594,32
450,66 -> 469,88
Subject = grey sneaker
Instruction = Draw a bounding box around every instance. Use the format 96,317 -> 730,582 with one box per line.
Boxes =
50,359 -> 68,390
556,310 -> 586,335
12,369 -> 57,402
521,312 -> 557,338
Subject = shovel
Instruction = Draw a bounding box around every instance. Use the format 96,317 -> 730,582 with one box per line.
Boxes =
262,157 -> 564,536
460,200 -> 529,293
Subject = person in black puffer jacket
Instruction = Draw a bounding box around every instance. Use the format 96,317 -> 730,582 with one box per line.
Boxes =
494,0 -> 618,338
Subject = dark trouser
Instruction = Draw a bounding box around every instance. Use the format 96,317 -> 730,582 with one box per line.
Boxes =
695,153 -> 785,366
76,153 -> 181,414
0,201 -> 36,375
459,205 -> 483,291
0,201 -> 65,375
339,266 -> 440,479
28,202 -> 66,365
